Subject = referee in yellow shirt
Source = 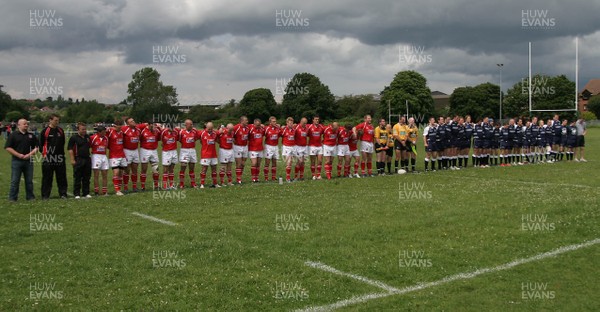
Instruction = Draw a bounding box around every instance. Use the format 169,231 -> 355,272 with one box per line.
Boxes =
392,116 -> 409,172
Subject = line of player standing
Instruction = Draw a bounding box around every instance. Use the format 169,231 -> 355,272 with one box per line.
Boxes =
84,113 -> 587,194
423,114 -> 587,171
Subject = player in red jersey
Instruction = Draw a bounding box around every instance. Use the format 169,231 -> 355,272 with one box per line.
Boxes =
263,116 -> 281,181
158,124 -> 179,189
294,117 -> 309,180
280,117 -> 296,182
121,117 -> 141,192
178,119 -> 200,188
353,115 -> 375,177
90,126 -> 109,195
138,123 -> 160,190
233,116 -> 250,184
322,122 -> 339,180
218,123 -> 235,186
248,119 -> 265,183
107,122 -> 126,195
336,124 -> 351,177
199,122 -> 220,188
307,116 -> 325,180
348,125 -> 361,178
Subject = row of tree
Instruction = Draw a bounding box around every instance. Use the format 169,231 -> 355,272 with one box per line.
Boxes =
2,67 -> 598,126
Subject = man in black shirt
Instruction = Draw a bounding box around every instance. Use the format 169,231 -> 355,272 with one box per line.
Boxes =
39,114 -> 68,199
68,122 -> 91,198
4,119 -> 38,201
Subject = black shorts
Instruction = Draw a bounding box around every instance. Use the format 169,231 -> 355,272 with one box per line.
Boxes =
375,143 -> 387,153
395,140 -> 410,151
425,142 -> 437,152
553,136 -> 562,145
560,138 -> 568,146
474,139 -> 483,149
567,140 -> 577,148
577,135 -> 585,147
385,147 -> 394,157
460,140 -> 471,149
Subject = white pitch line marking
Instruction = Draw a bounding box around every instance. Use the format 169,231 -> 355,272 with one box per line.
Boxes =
298,238 -> 600,312
131,212 -> 178,226
305,261 -> 399,293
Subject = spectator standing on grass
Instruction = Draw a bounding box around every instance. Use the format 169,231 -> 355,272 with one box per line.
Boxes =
39,114 -> 68,200
575,118 -> 587,162
5,119 -> 38,201
68,122 -> 92,199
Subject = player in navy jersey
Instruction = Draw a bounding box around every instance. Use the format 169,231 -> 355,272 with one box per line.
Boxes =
473,119 -> 483,167
545,120 -> 554,162
456,117 -> 467,168
491,121 -> 500,166
462,115 -> 473,167
435,117 -> 447,170
508,119 -> 518,165
481,117 -> 493,167
551,114 -> 562,161
523,121 -> 533,163
559,119 -> 568,161
514,119 -> 524,165
449,116 -> 460,169
499,122 -> 510,166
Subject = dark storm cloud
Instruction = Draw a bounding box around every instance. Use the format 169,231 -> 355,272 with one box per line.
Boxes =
0,0 -> 599,103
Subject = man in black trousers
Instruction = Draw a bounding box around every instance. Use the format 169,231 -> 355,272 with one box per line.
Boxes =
5,119 -> 39,201
39,113 -> 68,199
68,122 -> 92,198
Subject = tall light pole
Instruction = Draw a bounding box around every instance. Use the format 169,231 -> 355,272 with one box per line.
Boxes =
497,64 -> 503,122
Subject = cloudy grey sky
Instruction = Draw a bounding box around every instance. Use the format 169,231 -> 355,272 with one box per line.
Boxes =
1,0 -> 599,105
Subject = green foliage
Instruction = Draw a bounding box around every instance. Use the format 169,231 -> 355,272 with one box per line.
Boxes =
449,82 -> 500,120
186,105 -> 221,126
281,73 -> 336,120
238,88 -> 278,121
5,111 -> 25,122
503,74 -> 576,120
380,70 -> 435,121
336,95 -> 379,119
126,67 -> 179,122
586,95 -> 600,120
580,111 -> 597,121
63,100 -> 108,123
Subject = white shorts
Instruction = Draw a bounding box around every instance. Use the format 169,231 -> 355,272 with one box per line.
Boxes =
337,145 -> 350,157
234,144 -> 248,159
264,145 -> 280,160
360,141 -> 374,154
219,148 -> 234,164
124,148 -> 140,164
308,146 -> 323,156
249,151 -> 264,159
162,150 -> 178,166
349,149 -> 360,157
140,148 -> 159,164
323,145 -> 337,157
295,146 -> 308,158
92,154 -> 109,170
179,148 -> 197,163
200,158 -> 218,166
282,145 -> 296,158
110,157 -> 127,168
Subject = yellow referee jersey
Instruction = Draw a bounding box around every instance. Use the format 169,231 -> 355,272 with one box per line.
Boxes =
374,126 -> 389,145
393,123 -> 409,141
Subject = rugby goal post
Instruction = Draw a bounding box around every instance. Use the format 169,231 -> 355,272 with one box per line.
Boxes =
527,38 -> 579,115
